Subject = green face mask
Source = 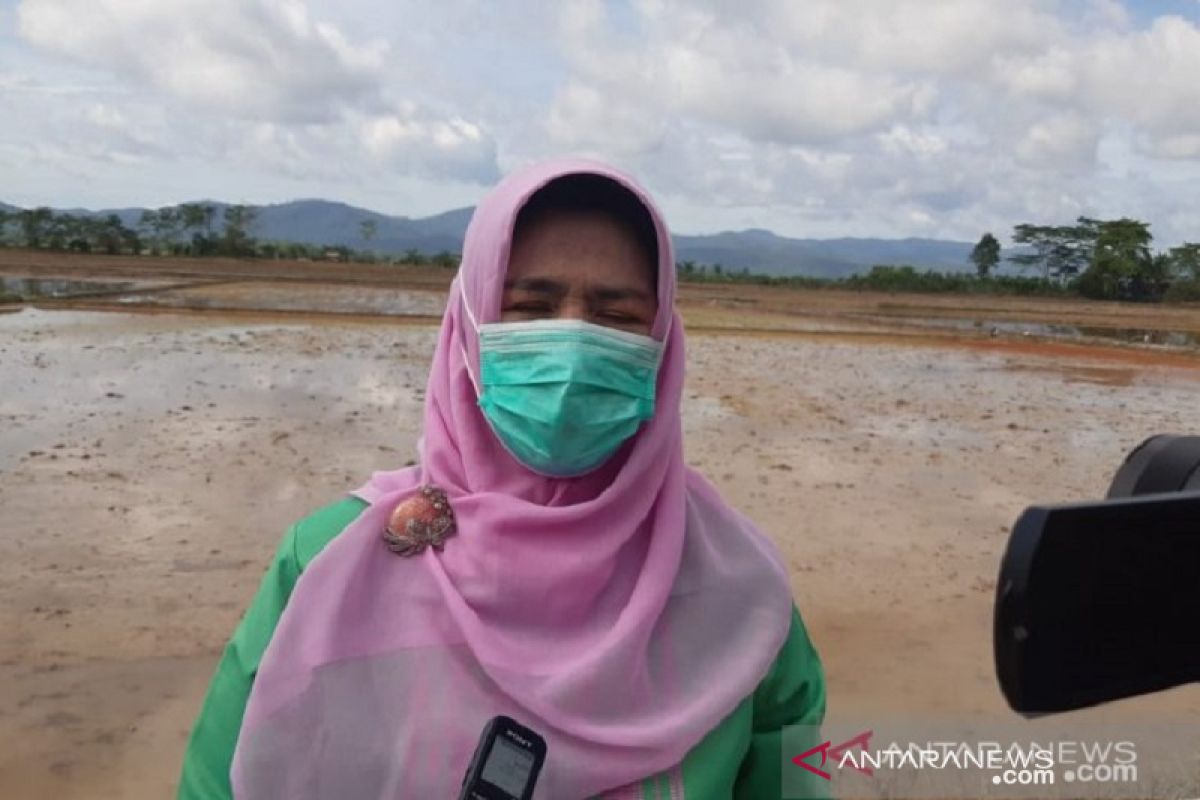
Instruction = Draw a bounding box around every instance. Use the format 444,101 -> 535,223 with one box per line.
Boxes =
473,318 -> 663,477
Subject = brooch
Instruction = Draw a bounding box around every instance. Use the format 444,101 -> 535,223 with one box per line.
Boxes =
383,484 -> 457,556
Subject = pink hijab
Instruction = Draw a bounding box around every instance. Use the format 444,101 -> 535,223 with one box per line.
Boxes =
231,158 -> 794,798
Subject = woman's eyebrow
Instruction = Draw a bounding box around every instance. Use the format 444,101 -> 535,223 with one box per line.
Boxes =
588,285 -> 653,304
503,277 -> 567,295
502,277 -> 652,304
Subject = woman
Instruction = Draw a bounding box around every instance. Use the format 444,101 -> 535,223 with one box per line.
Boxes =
178,158 -> 825,799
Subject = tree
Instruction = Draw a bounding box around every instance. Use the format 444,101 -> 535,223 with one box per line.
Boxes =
140,209 -> 181,254
47,213 -> 74,250
970,233 -> 1001,278
282,241 -> 316,260
402,248 -> 426,265
1009,219 -> 1098,281
359,219 -> 377,247
1077,218 -> 1155,300
154,207 -> 182,253
49,212 -> 97,252
139,209 -> 160,253
201,204 -> 217,238
93,213 -> 135,255
1163,244 -> 1200,301
1167,243 -> 1200,281
65,215 -> 93,252
179,203 -> 209,254
221,204 -> 259,256
18,207 -> 54,248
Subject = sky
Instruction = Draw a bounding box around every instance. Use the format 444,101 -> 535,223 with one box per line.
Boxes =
2,0 -> 1200,246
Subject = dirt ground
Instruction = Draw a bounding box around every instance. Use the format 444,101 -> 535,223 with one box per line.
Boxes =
3,251 -> 1200,798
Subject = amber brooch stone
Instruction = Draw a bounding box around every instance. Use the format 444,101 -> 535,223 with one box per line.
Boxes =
382,485 -> 457,556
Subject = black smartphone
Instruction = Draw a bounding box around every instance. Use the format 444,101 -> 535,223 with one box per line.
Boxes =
995,491 -> 1200,714
459,715 -> 547,800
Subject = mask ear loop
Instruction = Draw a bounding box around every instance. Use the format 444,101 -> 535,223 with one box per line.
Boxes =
458,282 -> 483,400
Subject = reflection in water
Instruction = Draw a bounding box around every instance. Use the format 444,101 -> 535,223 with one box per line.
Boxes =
1,277 -> 137,299
1074,326 -> 1200,347
6,279 -> 1197,350
0,306 -> 437,469
879,316 -> 1200,349
1,277 -> 449,318
113,282 -> 448,316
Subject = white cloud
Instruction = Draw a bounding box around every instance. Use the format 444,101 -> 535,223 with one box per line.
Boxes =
529,0 -> 1200,244
16,0 -> 387,123
879,125 -> 950,158
359,110 -> 500,183
9,0 -> 501,189
545,81 -> 669,155
1075,17 -> 1200,146
550,1 -> 941,147
1015,113 -> 1101,169
1145,133 -> 1200,160
993,47 -> 1079,99
756,0 -> 1055,74
1080,0 -> 1133,31
4,0 -> 1200,246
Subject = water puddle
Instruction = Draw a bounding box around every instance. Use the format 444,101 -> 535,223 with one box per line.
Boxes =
1,276 -> 141,299
0,306 -> 436,469
867,315 -> 1200,349
2,273 -> 448,321
20,280 -> 449,318
1000,362 -> 1138,387
1074,325 -> 1200,347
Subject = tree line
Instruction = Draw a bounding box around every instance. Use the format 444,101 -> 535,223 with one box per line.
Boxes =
674,261 -> 1074,297
0,204 -> 261,258
0,204 -> 463,268
969,218 -> 1200,302
676,216 -> 1200,302
4,203 -> 1198,302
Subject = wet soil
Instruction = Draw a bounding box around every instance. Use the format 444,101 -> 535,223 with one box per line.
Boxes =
3,251 -> 1200,797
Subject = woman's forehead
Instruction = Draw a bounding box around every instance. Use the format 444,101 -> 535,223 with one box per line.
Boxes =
505,208 -> 657,294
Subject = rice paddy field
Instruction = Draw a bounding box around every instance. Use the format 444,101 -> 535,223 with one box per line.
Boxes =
3,249 -> 1200,798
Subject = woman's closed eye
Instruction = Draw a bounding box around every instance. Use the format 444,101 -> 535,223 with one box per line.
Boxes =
598,310 -> 640,323
505,301 -> 555,315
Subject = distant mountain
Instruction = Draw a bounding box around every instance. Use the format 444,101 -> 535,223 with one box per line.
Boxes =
673,230 -> 975,278
249,199 -> 475,256
1,198 -> 981,278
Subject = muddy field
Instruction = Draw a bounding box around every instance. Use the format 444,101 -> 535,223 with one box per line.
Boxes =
3,251 -> 1200,798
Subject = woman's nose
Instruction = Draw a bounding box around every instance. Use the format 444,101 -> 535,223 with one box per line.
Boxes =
555,298 -> 588,321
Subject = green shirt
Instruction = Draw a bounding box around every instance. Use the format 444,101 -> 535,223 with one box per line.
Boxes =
178,497 -> 826,799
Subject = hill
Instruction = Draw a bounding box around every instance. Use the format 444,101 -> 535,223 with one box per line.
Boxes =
1,198 -> 979,278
